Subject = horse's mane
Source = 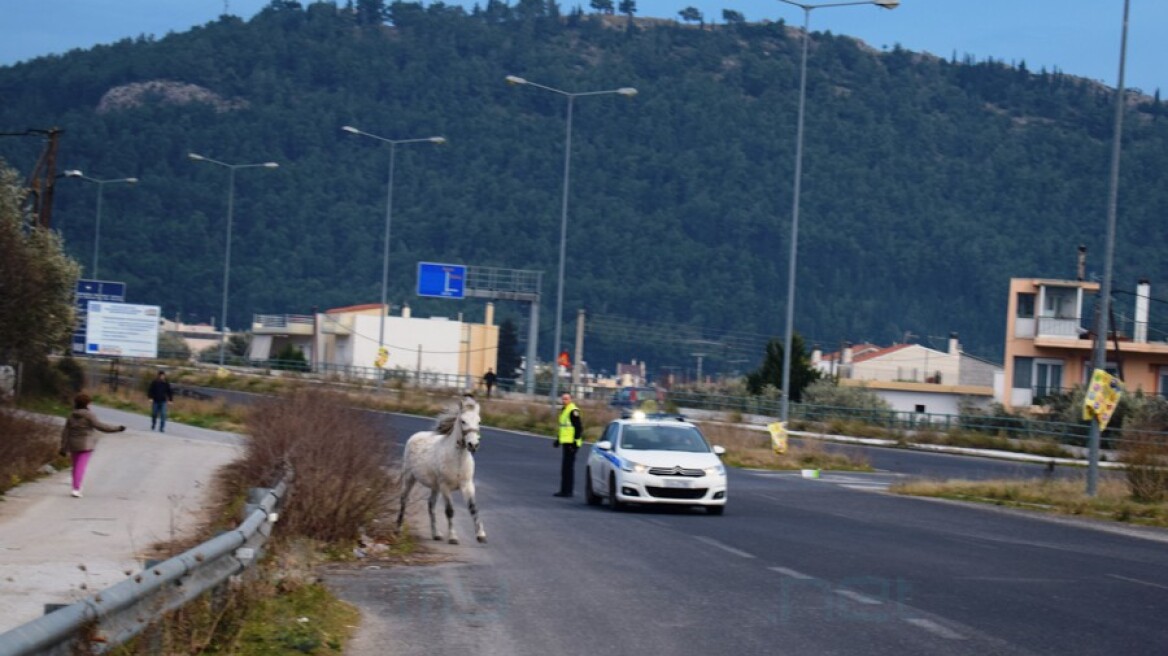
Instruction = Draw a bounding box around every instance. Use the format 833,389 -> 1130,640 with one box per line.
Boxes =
434,395 -> 478,435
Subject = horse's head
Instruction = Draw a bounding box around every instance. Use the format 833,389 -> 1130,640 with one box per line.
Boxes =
456,394 -> 482,453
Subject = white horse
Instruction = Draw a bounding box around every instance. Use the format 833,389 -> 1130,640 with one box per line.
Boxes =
396,394 -> 487,545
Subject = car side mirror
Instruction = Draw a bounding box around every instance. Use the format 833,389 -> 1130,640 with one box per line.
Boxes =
597,440 -> 613,451
712,445 -> 726,456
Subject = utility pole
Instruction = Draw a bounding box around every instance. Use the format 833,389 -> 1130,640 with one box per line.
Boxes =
572,309 -> 586,390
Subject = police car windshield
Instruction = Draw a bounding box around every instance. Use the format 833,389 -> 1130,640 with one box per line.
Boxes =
619,425 -> 709,453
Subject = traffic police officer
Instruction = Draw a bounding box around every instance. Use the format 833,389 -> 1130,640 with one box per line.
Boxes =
553,392 -> 583,497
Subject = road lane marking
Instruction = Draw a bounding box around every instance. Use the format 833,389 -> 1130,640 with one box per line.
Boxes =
834,589 -> 882,605
694,536 -> 756,559
767,566 -> 814,579
1108,574 -> 1168,590
904,618 -> 966,640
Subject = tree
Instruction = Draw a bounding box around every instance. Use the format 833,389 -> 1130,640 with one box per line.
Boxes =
497,318 -> 522,385
590,0 -> 615,15
618,0 -> 636,18
158,332 -> 192,361
722,9 -> 745,25
678,6 -> 703,27
746,334 -> 821,402
0,161 -> 81,366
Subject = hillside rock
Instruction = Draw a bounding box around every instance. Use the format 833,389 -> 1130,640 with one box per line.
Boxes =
96,80 -> 247,114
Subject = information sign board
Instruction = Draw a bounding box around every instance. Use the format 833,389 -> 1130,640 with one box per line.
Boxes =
85,302 -> 160,358
416,262 -> 466,299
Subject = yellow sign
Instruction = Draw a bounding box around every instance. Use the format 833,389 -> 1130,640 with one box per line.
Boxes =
1082,368 -> 1123,430
374,346 -> 389,369
768,421 -> 788,454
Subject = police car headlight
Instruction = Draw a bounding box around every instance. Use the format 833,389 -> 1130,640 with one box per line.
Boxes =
622,460 -> 648,474
705,464 -> 725,477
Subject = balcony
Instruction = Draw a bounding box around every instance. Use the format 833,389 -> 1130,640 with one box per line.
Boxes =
252,314 -> 315,336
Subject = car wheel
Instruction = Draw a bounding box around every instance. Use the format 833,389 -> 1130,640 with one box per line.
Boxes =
585,468 -> 602,506
608,473 -> 624,512
707,505 -> 725,516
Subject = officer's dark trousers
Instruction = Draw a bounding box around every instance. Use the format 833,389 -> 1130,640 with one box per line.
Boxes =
559,444 -> 578,495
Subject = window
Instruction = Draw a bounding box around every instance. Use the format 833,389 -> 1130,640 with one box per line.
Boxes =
914,404 -> 926,414
1160,367 -> 1168,400
1041,286 -> 1077,319
1035,360 -> 1064,399
1013,357 -> 1033,389
1016,293 -> 1035,318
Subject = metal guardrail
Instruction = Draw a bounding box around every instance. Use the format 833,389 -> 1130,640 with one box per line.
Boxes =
0,478 -> 289,656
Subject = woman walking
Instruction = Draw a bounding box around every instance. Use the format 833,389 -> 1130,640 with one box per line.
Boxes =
59,393 -> 125,497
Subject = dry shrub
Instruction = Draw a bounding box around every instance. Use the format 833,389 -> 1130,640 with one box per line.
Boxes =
0,408 -> 61,493
1121,432 -> 1168,502
223,389 -> 398,544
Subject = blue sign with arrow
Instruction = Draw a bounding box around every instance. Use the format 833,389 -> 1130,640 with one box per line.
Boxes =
416,262 -> 466,299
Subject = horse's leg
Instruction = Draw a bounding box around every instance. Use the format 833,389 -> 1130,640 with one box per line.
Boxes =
427,488 -> 442,541
462,479 -> 487,544
443,488 -> 460,545
396,472 -> 416,532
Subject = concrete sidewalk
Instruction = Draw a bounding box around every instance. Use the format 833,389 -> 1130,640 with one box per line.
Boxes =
0,406 -> 243,633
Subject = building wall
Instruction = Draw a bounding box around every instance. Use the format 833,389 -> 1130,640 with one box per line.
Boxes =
353,314 -> 463,379
852,345 -> 960,384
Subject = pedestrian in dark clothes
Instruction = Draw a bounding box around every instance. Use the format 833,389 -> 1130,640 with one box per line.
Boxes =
147,370 -> 174,432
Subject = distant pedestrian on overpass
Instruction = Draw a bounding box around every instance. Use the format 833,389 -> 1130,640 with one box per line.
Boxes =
59,393 -> 125,497
148,370 -> 174,432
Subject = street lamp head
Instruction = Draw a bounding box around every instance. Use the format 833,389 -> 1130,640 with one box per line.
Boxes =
617,87 -> 638,97
124,177 -> 139,184
429,136 -> 448,145
64,169 -> 83,177
188,153 -> 206,161
505,75 -> 527,86
262,162 -> 279,169
875,0 -> 900,8
342,125 -> 360,134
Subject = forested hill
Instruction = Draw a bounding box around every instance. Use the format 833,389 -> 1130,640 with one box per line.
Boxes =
2,1 -> 1166,376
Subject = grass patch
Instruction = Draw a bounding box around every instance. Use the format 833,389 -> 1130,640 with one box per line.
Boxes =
890,477 -> 1168,527
908,429 -> 1071,458
699,422 -> 872,472
227,577 -> 358,654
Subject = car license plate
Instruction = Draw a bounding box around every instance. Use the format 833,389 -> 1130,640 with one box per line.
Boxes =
662,478 -> 692,488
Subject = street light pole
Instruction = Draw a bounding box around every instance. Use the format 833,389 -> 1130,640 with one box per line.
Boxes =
776,0 -> 899,424
188,153 -> 279,366
341,126 -> 446,388
505,75 -> 637,402
63,170 -> 138,278
1087,0 -> 1131,497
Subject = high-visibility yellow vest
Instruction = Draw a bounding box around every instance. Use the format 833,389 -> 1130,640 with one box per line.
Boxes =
558,403 -> 581,446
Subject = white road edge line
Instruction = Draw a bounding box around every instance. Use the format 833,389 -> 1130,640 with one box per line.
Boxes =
834,589 -> 882,605
904,618 -> 966,640
1108,574 -> 1168,591
693,536 -> 756,559
767,566 -> 814,579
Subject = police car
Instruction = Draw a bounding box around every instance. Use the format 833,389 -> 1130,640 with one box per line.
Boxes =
585,413 -> 727,514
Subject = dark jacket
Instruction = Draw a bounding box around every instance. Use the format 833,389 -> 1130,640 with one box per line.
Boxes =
60,408 -> 123,453
148,378 -> 173,403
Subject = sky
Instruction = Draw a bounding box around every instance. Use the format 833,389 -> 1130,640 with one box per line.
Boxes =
0,1 -> 1164,95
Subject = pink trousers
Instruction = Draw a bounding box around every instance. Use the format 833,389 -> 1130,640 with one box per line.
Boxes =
71,450 -> 93,491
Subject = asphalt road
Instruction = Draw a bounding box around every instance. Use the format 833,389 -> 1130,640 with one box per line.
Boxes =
325,413 -> 1168,656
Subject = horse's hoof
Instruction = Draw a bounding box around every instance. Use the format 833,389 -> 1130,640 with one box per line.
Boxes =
432,535 -> 442,541
476,536 -> 487,544
448,538 -> 460,545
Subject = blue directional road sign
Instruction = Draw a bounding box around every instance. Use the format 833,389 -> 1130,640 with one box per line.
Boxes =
73,279 -> 127,354
416,262 -> 466,299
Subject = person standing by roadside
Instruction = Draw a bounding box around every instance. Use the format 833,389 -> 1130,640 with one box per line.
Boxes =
483,368 -> 498,398
59,393 -> 125,497
148,370 -> 174,432
553,392 -> 583,497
